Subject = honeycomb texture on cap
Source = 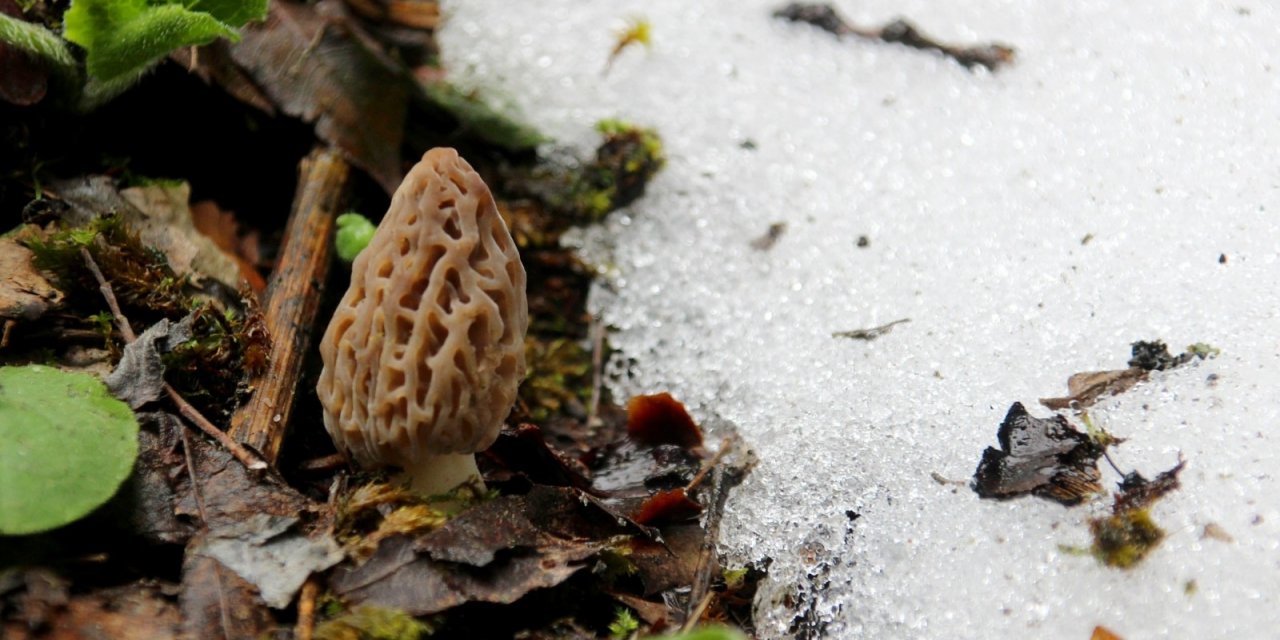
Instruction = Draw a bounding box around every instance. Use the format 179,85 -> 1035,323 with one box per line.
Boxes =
316,148 -> 528,470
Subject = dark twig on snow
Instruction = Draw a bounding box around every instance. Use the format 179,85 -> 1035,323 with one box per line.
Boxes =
832,317 -> 910,341
81,247 -> 268,471
774,3 -> 1016,71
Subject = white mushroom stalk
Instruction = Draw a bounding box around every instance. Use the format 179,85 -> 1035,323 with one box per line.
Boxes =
316,148 -> 528,495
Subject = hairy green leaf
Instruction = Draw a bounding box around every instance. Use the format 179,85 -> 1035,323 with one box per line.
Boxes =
0,365 -> 140,535
63,0 -> 265,83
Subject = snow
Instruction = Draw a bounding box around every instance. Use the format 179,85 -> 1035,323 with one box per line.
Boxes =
439,1 -> 1280,638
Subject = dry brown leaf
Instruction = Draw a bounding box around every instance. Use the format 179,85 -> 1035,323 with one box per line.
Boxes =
228,0 -> 410,194
0,238 -> 63,323
1040,367 -> 1148,410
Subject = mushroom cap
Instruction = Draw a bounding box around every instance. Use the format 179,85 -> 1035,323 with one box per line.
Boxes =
316,148 -> 528,470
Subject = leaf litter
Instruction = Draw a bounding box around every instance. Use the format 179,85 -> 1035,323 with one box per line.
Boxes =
974,339 -> 1210,571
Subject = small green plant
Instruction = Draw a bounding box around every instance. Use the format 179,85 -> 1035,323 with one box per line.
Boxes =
608,607 -> 639,639
0,0 -> 267,110
335,212 -> 377,263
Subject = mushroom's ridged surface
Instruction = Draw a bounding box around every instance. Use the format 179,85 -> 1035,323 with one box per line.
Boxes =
316,148 -> 527,475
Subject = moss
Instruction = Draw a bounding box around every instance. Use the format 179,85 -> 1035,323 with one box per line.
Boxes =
520,336 -> 593,422
21,215 -> 266,418
608,606 -> 640,639
314,604 -> 435,640
1089,508 -> 1165,568
572,120 -> 665,221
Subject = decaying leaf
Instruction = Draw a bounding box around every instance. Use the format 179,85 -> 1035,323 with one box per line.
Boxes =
171,422 -> 318,529
228,0 -> 409,193
105,314 -> 195,409
119,182 -> 247,290
972,402 -> 1105,505
1,573 -> 181,640
1041,340 -> 1218,410
0,237 -> 62,330
197,513 -> 344,608
626,392 -> 703,449
331,532 -> 597,616
485,423 -> 594,490
180,539 -> 275,640
1040,368 -> 1147,411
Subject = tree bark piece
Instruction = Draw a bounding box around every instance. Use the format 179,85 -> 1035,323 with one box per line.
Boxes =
230,148 -> 350,464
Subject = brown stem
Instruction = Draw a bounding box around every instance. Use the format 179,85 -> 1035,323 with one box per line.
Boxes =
229,148 -> 350,465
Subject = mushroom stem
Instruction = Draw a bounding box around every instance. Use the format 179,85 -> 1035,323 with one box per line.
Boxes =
400,452 -> 484,496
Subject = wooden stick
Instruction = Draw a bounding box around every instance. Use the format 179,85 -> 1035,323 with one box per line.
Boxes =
294,577 -> 320,640
229,148 -> 350,465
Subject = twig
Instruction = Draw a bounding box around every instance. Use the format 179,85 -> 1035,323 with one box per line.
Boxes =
176,419 -> 209,524
684,464 -> 733,629
229,148 -> 350,464
685,437 -> 732,494
586,314 -> 606,429
775,3 -> 1015,71
80,247 -> 268,471
832,317 -> 910,341
295,577 -> 320,640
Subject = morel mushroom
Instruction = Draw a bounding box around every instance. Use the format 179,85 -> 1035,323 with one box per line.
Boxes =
316,148 -> 528,494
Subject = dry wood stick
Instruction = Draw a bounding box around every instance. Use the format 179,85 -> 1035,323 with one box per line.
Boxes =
229,148 -> 350,465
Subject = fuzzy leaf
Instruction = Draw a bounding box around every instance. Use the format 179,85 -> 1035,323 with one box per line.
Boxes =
63,0 -> 263,82
0,365 -> 140,535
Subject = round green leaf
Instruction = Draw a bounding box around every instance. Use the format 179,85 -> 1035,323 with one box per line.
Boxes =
0,365 -> 139,535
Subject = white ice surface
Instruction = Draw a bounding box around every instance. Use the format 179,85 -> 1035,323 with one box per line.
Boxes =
439,2 -> 1280,638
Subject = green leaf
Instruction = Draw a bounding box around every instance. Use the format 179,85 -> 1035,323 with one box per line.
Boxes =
0,365 -> 140,535
422,82 -> 548,152
190,0 -> 269,28
64,0 -> 239,82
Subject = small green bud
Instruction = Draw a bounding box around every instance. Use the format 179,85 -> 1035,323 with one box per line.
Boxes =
335,212 -> 376,263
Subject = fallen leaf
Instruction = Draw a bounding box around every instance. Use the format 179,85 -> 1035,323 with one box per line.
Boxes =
331,533 -> 597,616
2,574 -> 181,640
972,402 -> 1104,506
190,199 -> 267,292
1112,458 -> 1185,514
171,422 -> 318,530
121,182 -> 248,290
228,0 -> 409,193
1091,625 -> 1124,640
180,537 -> 274,640
591,439 -> 702,497
331,485 -> 650,616
122,413 -> 197,545
627,523 -> 704,597
414,485 -> 648,567
626,393 -> 703,449
485,423 -> 594,491
1040,367 -> 1147,410
51,176 -> 242,288
198,513 -> 343,608
105,314 -> 195,409
631,488 -> 702,526
0,237 -> 63,322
